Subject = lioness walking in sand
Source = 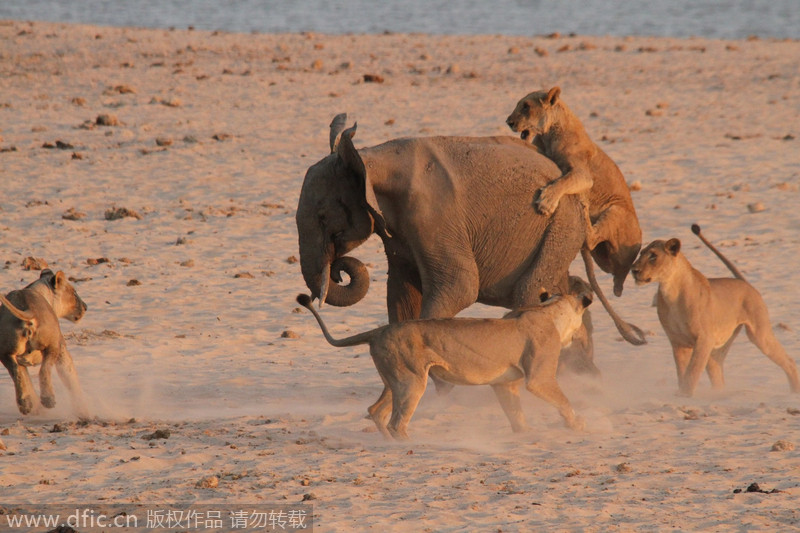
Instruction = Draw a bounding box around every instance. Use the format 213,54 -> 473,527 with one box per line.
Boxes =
506,86 -> 642,297
297,292 -> 592,440
631,225 -> 800,396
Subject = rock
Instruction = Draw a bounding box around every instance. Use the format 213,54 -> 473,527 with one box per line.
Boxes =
142,429 -> 171,440
771,440 -> 794,452
96,114 -> 120,126
196,475 -> 219,489
281,330 -> 299,339
105,207 -> 142,220
22,257 -> 48,270
747,202 -> 765,213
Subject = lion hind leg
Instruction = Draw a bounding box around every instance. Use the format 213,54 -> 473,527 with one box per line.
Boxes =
744,319 -> 800,393
387,376 -> 428,440
706,326 -> 741,389
367,386 -> 393,439
491,381 -> 528,433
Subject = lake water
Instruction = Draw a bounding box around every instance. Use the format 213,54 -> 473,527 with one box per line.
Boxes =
0,0 -> 798,39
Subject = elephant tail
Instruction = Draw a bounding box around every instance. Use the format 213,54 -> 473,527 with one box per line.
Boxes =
296,294 -> 376,348
581,249 -> 647,346
691,224 -> 746,282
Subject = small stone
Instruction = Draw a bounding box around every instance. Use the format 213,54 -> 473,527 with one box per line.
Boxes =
363,73 -> 384,83
629,180 -> 642,191
196,475 -> 219,489
615,462 -> 632,473
105,207 -> 142,220
142,429 -> 171,440
234,272 -> 254,279
126,279 -> 141,286
62,207 -> 86,220
747,202 -> 765,213
22,257 -> 48,270
281,330 -> 299,339
286,255 -> 298,264
86,257 -> 109,265
771,440 -> 794,452
155,137 -> 173,147
96,114 -> 120,126
302,493 -> 317,501
180,259 -> 195,267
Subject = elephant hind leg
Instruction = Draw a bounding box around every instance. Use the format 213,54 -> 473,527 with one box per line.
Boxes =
513,199 -> 584,307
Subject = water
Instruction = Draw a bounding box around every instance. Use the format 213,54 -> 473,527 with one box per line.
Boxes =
0,0 -> 798,39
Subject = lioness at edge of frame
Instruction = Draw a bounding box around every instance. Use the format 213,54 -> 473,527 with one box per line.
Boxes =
630,225 -> 800,397
297,292 -> 592,440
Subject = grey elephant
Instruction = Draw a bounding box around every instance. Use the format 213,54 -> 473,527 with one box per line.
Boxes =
296,116 -> 644,360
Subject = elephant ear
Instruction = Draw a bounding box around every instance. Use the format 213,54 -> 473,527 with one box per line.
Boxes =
329,112 -> 349,153
335,123 -> 390,238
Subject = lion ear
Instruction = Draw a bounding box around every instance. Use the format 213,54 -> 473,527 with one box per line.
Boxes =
665,238 -> 681,256
545,86 -> 561,105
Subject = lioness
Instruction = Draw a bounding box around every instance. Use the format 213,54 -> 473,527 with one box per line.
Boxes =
0,269 -> 89,416
630,229 -> 800,396
297,292 -> 592,440
506,86 -> 641,297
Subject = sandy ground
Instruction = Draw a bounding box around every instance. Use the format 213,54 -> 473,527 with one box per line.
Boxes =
0,20 -> 799,532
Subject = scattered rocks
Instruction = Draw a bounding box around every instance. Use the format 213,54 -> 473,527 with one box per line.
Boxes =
42,140 -> 74,149
22,257 -> 48,270
155,137 -> 173,147
281,330 -> 299,339
127,279 -> 142,286
302,493 -> 317,501
747,202 -> 765,213
105,207 -> 142,220
234,272 -> 254,279
770,440 -> 794,452
86,257 -> 110,265
787,407 -> 800,416
286,255 -> 298,264
363,73 -> 384,83
734,482 -> 784,494
212,133 -> 232,141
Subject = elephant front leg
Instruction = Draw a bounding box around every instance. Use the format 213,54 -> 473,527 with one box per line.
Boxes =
386,259 -> 423,323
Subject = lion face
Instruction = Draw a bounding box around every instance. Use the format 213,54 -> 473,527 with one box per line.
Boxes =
506,86 -> 562,141
631,238 -> 682,285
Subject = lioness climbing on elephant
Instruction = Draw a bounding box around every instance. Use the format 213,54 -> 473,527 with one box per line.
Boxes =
506,86 -> 642,298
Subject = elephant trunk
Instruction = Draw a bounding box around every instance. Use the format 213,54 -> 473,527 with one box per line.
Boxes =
299,242 -> 370,307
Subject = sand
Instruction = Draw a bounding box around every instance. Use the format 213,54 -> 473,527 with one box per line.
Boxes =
0,19 -> 799,531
